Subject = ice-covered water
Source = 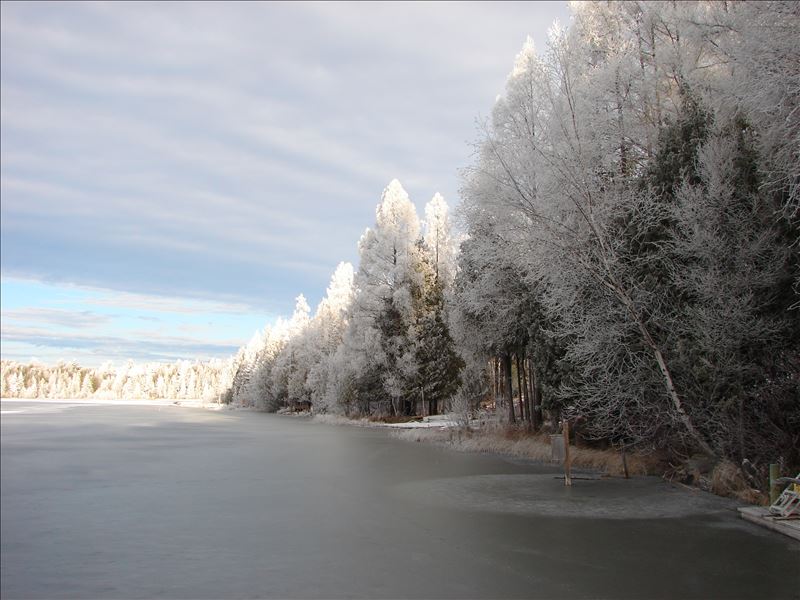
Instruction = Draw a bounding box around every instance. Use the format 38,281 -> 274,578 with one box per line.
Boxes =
2,400 -> 798,599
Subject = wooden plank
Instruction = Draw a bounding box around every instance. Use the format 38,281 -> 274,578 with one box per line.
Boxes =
738,507 -> 800,542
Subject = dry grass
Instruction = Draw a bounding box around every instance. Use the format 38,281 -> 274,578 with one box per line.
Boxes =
312,413 -> 372,427
397,428 -> 770,505
711,460 -> 768,506
318,413 -> 768,504
392,425 -> 661,477
366,414 -> 421,424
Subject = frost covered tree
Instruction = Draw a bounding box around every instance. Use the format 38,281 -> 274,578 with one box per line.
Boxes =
423,193 -> 457,288
665,117 -> 800,463
338,180 -> 422,415
0,358 -> 234,402
230,328 -> 266,407
324,180 -> 464,417
457,1 -> 799,463
413,244 -> 463,416
9,1 -> 797,475
305,262 -> 355,412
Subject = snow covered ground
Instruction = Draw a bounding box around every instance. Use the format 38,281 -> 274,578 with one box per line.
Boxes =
311,412 -> 459,429
372,414 -> 460,429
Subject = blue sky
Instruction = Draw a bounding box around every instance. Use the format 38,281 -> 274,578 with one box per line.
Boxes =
1,1 -> 571,366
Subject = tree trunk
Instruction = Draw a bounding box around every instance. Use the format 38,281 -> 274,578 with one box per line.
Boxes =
738,396 -> 745,463
503,354 -> 515,424
615,70 -> 628,177
531,365 -> 541,430
563,420 -> 572,486
498,358 -> 505,410
646,327 -> 715,457
493,358 -> 500,406
515,352 -> 526,423
521,354 -> 532,432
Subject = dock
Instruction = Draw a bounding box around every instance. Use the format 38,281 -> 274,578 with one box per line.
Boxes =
738,506 -> 800,541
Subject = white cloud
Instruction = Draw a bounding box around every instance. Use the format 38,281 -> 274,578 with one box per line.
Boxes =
1,1 -> 572,363
74,285 -> 255,317
0,275 -> 256,315
0,276 -> 277,365
1,307 -> 110,329
0,324 -> 241,363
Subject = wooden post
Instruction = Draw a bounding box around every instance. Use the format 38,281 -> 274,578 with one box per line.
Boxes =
563,420 -> 572,487
769,463 -> 780,505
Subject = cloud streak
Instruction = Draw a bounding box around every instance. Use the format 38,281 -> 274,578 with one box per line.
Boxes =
1,307 -> 111,329
1,325 -> 240,363
0,277 -> 274,365
1,1 -> 571,363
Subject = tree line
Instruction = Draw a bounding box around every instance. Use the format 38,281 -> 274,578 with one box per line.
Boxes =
229,184 -> 464,418
452,1 -> 799,465
230,1 -> 800,467
1,359 -> 234,402
4,2 -> 798,470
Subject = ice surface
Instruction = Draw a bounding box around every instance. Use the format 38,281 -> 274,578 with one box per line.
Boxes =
2,402 -> 798,599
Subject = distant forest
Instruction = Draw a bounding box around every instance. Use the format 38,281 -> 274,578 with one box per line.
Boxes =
3,2 -> 798,470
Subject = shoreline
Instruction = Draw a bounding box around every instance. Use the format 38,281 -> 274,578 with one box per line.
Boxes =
2,399 -> 770,507
310,411 -> 651,477
309,412 -> 769,507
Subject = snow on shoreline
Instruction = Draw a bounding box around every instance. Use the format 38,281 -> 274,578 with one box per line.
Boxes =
311,413 -> 459,429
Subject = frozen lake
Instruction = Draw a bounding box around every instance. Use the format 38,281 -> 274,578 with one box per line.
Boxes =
2,400 -> 798,599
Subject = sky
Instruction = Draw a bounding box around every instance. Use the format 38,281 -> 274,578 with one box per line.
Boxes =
1,1 -> 572,366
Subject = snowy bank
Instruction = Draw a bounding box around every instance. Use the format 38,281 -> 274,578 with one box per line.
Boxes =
312,413 -> 459,429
